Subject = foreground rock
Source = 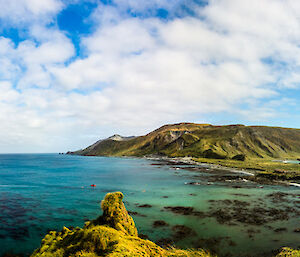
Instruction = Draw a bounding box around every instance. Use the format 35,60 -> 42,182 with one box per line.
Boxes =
275,247 -> 300,256
30,192 -> 211,257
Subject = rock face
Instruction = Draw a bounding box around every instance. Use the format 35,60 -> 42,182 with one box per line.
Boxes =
30,192 -> 211,257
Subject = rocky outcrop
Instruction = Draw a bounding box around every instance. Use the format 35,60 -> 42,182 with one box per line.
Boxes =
108,135 -> 136,141
275,247 -> 300,257
94,192 -> 138,236
30,192 -> 211,257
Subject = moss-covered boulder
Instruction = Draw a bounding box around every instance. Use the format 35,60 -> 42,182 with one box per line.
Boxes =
30,192 -> 212,257
94,192 -> 138,237
275,247 -> 300,257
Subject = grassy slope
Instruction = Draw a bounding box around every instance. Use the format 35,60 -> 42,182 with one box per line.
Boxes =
71,123 -> 300,160
193,158 -> 300,180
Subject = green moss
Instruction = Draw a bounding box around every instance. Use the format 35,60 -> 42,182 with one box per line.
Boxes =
31,192 -> 214,257
94,192 -> 138,237
275,248 -> 300,257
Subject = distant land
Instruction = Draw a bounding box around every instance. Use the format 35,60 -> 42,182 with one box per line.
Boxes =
67,123 -> 300,160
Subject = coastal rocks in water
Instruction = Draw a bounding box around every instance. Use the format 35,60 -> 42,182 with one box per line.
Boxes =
186,182 -> 202,186
246,228 -> 261,238
127,210 -> 146,217
172,225 -> 197,241
164,206 -> 194,215
207,199 -> 298,226
163,206 -> 207,218
266,192 -> 291,203
153,220 -> 169,228
164,196 -> 299,228
136,204 -> 152,208
274,227 -> 287,233
30,192 -> 211,257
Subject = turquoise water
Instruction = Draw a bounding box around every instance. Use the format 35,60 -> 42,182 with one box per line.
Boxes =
0,154 -> 299,257
273,160 -> 300,164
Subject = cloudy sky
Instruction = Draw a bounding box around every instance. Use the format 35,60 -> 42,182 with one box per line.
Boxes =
0,0 -> 300,153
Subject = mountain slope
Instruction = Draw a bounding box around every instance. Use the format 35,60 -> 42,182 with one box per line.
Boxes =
68,123 -> 300,160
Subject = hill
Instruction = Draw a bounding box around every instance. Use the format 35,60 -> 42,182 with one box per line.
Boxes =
68,123 -> 300,160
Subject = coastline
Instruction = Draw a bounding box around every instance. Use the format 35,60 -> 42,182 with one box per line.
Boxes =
67,151 -> 300,186
144,155 -> 300,187
145,156 -> 257,176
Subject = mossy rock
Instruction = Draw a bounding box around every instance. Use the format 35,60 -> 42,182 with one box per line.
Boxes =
275,247 -> 300,257
95,192 -> 138,237
31,192 -> 212,257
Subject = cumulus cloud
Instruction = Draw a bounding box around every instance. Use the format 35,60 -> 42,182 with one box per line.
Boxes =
0,0 -> 300,152
0,0 -> 63,26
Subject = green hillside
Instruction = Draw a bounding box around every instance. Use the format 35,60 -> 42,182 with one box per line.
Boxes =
68,123 -> 300,161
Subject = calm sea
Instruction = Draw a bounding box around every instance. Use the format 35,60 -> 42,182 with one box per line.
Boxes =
0,154 -> 299,257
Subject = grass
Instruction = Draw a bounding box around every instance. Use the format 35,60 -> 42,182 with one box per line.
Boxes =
193,158 -> 300,180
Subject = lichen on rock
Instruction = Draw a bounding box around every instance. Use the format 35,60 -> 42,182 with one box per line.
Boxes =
275,248 -> 300,257
94,191 -> 138,237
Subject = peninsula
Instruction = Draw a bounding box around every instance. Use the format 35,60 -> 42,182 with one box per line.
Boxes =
67,123 -> 300,180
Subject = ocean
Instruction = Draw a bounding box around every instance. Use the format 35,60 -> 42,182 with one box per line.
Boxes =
0,154 -> 299,257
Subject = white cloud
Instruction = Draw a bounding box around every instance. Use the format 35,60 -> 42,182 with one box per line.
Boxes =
0,0 -> 300,152
0,0 -> 63,26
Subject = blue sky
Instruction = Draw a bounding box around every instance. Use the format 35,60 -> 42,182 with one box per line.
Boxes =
0,0 -> 299,152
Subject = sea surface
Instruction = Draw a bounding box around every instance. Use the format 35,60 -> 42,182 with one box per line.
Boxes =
0,154 -> 299,257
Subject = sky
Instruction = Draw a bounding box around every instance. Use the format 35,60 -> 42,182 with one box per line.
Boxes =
0,0 -> 300,153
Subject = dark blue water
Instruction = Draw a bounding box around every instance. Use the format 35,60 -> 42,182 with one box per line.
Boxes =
0,154 -> 299,257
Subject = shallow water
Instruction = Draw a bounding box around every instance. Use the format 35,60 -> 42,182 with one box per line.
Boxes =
0,154 -> 299,257
273,159 -> 300,164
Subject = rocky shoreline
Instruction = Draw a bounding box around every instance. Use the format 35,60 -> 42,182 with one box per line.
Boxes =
145,156 -> 300,187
